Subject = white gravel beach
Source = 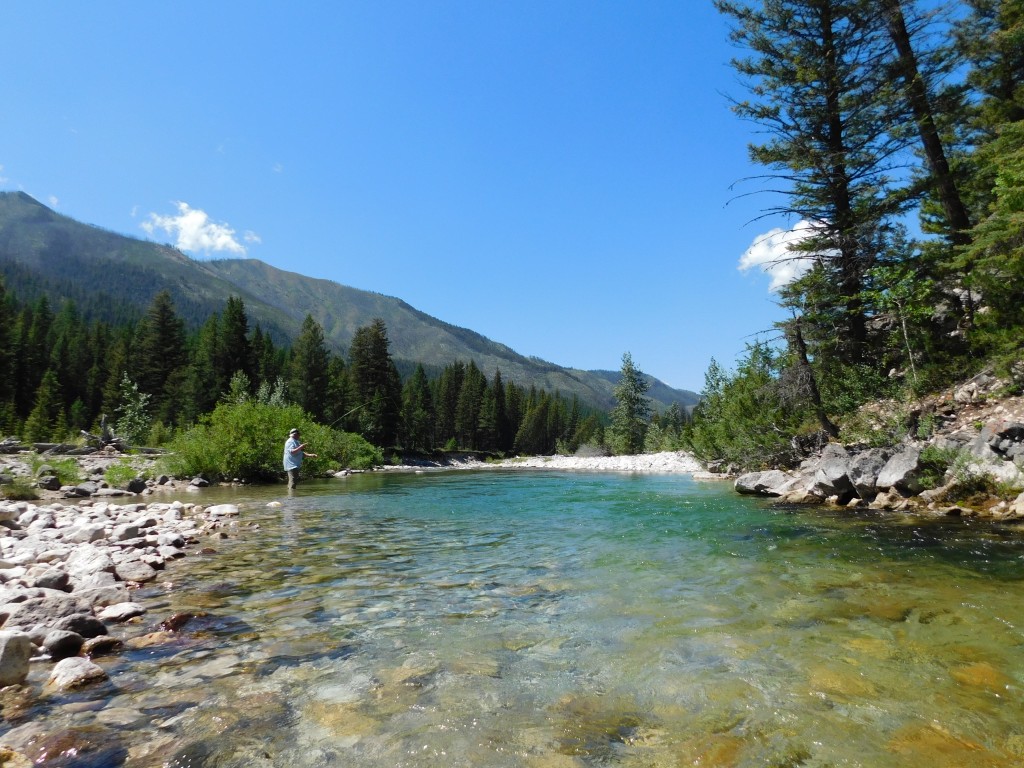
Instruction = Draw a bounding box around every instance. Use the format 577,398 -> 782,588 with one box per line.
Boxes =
487,451 -> 705,473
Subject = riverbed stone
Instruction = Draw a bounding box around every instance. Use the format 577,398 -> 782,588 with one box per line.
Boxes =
42,629 -> 84,660
45,657 -> 108,690
114,559 -> 158,584
53,613 -> 107,639
98,602 -> 147,623
0,630 -> 33,685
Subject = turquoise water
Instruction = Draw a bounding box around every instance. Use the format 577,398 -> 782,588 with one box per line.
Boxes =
14,470 -> 1024,766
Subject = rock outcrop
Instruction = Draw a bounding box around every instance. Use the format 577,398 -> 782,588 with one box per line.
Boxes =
734,372 -> 1024,518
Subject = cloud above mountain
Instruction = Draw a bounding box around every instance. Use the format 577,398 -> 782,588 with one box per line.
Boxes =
142,202 -> 255,256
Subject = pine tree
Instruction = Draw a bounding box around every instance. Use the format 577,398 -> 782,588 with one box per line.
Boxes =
0,279 -> 15,408
348,319 -> 401,446
132,291 -> 188,422
289,315 -> 331,422
23,369 -> 61,442
219,296 -> 254,388
607,352 -> 651,455
454,361 -> 487,449
400,364 -> 435,451
434,362 -> 465,446
717,0 -> 908,366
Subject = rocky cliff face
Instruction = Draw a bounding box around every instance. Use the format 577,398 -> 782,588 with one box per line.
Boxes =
734,371 -> 1024,519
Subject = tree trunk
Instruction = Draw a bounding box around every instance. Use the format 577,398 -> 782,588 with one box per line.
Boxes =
883,0 -> 973,244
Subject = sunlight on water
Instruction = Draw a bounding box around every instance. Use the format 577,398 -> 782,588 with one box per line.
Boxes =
17,471 -> 1024,767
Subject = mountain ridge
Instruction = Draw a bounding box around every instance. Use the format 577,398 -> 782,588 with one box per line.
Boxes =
0,191 -> 698,411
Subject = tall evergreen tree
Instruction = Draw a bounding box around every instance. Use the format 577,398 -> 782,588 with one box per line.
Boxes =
0,279 -> 16,408
454,361 -> 487,449
400,364 -> 435,451
324,355 -> 353,429
348,319 -> 401,446
289,314 -> 331,422
219,296 -> 254,388
717,0 -> 907,366
434,362 -> 465,446
132,291 -> 189,422
607,352 -> 651,455
23,369 -> 62,442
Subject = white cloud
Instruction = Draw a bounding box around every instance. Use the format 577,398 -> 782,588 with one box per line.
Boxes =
272,162 -> 284,173
48,195 -> 59,208
243,230 -> 262,244
737,219 -> 821,292
141,201 -> 254,256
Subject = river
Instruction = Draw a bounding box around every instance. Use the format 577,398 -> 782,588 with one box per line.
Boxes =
11,469 -> 1024,766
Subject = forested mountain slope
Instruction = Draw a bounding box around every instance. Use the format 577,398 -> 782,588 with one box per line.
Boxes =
0,192 -> 697,411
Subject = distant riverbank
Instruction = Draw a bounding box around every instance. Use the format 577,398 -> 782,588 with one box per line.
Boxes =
380,450 -> 708,475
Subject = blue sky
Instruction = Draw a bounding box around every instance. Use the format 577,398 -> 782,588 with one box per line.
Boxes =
1,1 -> 801,393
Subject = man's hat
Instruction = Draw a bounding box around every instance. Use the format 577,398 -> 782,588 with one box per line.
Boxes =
289,428 -> 299,435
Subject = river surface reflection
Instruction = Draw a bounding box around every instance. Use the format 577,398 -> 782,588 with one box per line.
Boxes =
11,470 -> 1024,766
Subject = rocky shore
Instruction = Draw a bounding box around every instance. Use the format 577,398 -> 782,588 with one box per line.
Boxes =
732,371 -> 1024,519
0,496 -> 248,685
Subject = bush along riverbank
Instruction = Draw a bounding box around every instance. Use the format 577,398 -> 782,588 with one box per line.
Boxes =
732,370 -> 1024,520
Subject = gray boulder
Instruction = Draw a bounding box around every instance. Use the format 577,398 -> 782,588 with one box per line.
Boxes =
876,447 -> 924,495
46,656 -> 108,690
114,559 -> 158,584
735,470 -> 791,496
53,613 -> 107,639
848,448 -> 892,499
812,446 -> 855,500
0,630 -> 33,685
42,629 -> 85,660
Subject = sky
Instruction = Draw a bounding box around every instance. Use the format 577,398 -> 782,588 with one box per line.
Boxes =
0,1 -> 809,394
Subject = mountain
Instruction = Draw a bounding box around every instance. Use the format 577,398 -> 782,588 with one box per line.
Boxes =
0,191 -> 698,411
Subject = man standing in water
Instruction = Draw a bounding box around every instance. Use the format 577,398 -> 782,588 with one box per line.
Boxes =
283,428 -> 317,489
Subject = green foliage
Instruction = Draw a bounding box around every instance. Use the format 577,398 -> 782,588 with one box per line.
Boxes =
29,454 -> 81,486
162,398 -> 381,481
104,458 -> 144,488
607,352 -> 651,456
1,478 -> 38,501
113,373 -> 152,446
683,345 -> 803,471
917,445 -> 959,490
23,369 -> 62,442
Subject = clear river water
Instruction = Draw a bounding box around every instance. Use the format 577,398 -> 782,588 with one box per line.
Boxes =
12,469 -> 1024,767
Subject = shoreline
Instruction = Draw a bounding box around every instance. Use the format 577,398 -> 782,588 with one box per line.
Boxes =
381,450 -> 709,475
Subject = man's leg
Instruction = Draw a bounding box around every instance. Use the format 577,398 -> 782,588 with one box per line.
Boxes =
287,468 -> 299,489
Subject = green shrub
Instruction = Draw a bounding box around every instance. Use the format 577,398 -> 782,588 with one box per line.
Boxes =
104,458 -> 143,488
161,399 -> 382,481
917,445 -> 958,490
28,454 -> 81,486
1,478 -> 39,501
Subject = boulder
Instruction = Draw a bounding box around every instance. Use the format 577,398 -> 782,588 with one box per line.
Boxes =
53,613 -> 108,639
0,593 -> 90,628
206,504 -> 239,517
98,602 -> 147,623
0,630 -> 33,686
42,629 -> 85,661
114,559 -> 158,584
45,656 -> 108,691
30,567 -> 70,592
812,454 -> 855,500
735,470 -> 791,496
876,447 -> 924,495
848,448 -> 892,499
